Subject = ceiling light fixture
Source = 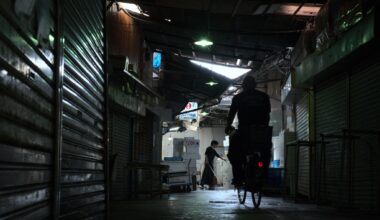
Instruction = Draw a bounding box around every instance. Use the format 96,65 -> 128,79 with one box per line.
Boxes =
194,39 -> 213,47
228,86 -> 237,91
164,18 -> 172,22
169,126 -> 180,132
191,60 -> 251,79
200,111 -> 209,116
117,2 -> 149,16
49,34 -> 54,43
118,2 -> 141,13
205,80 -> 218,86
236,59 -> 242,66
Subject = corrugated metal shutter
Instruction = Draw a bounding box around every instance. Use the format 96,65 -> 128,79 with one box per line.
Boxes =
315,78 -> 347,206
296,95 -> 309,141
61,0 -> 106,219
134,113 -> 154,163
0,1 -> 55,219
285,144 -> 297,197
110,112 -> 132,200
132,112 -> 154,192
296,94 -> 310,197
350,61 -> 380,211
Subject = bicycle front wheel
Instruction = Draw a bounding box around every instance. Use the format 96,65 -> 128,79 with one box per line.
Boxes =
251,191 -> 262,208
237,187 -> 247,204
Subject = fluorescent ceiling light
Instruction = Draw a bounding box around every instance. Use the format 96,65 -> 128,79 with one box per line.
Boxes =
205,80 -> 218,86
0,70 -> 8,76
194,39 -> 213,47
118,2 -> 149,16
190,60 -> 251,79
236,59 -> 242,66
118,2 -> 141,13
169,126 -> 180,131
200,111 -> 209,116
49,34 -> 54,42
228,86 -> 237,91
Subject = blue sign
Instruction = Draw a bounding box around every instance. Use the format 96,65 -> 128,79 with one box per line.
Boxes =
153,52 -> 161,69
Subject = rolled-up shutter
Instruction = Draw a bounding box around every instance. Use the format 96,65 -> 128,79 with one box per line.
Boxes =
110,112 -> 132,200
0,1 -> 55,219
315,78 -> 347,206
350,61 -> 380,211
61,0 -> 106,219
296,95 -> 310,197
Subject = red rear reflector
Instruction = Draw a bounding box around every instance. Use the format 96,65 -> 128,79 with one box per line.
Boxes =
258,161 -> 264,168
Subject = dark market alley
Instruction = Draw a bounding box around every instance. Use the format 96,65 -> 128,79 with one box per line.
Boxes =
110,189 -> 378,220
0,0 -> 380,219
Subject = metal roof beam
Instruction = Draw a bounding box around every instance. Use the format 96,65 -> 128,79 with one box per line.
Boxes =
148,40 -> 264,62
143,29 -> 275,52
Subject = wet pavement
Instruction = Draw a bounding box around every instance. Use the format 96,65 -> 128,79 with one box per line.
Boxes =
110,189 -> 378,220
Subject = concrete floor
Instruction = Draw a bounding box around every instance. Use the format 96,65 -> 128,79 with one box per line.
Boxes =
110,189 -> 378,220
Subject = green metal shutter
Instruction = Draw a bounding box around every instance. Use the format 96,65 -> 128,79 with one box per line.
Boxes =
296,94 -> 310,197
350,61 -> 380,211
110,112 -> 132,200
315,78 -> 347,206
0,1 -> 55,219
60,0 -> 106,219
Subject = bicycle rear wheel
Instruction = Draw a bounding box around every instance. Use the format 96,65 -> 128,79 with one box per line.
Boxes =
251,191 -> 262,208
237,186 -> 247,204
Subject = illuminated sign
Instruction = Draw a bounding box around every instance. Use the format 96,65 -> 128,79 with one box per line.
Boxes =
153,52 -> 161,69
179,102 -> 198,121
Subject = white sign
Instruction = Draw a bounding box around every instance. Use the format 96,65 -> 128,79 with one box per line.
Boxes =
184,137 -> 200,159
179,102 -> 198,121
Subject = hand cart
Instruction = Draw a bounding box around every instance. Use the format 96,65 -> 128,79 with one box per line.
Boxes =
161,159 -> 192,192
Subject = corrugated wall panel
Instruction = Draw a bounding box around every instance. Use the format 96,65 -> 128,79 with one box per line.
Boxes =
110,112 -> 132,200
133,113 -> 154,193
296,95 -> 309,141
296,95 -> 310,197
350,61 -> 380,211
61,0 -> 106,219
134,113 -> 154,163
315,79 -> 347,206
0,0 -> 55,219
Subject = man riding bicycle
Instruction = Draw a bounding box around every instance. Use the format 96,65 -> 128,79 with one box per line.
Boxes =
225,75 -> 271,186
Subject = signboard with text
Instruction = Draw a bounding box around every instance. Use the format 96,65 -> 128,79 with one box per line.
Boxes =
178,102 -> 198,121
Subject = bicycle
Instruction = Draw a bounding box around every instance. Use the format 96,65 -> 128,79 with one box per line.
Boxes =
228,125 -> 272,208
236,152 -> 265,208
